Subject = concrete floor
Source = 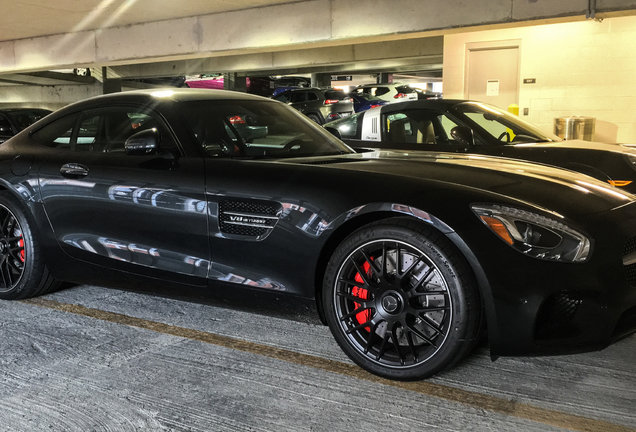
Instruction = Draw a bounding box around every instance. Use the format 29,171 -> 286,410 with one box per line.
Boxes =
0,284 -> 633,432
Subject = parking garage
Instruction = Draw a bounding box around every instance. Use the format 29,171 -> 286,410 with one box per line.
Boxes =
1,1 -> 635,431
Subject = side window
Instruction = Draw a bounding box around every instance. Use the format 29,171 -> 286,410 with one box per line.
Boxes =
32,113 -> 80,149
307,92 -> 319,101
75,115 -> 100,151
0,115 -> 13,135
32,107 -> 177,153
385,113 -> 413,143
384,110 -> 450,145
274,93 -> 290,103
375,87 -> 390,96
290,92 -> 306,103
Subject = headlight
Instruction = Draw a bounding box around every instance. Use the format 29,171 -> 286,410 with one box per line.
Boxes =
471,204 -> 592,263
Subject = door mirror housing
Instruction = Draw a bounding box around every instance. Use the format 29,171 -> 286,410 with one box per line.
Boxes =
324,126 -> 342,140
450,126 -> 475,147
125,128 -> 160,155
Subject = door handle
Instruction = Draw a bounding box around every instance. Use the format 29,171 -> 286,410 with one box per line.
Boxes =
60,163 -> 89,177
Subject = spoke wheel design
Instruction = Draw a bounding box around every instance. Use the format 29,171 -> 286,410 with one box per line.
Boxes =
334,239 -> 451,369
0,204 -> 26,292
324,220 -> 482,380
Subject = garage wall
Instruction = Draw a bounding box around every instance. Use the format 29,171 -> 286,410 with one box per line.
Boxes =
443,15 -> 636,143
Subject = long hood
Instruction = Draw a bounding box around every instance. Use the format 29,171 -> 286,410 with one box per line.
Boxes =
304,150 -> 636,216
516,139 -> 636,155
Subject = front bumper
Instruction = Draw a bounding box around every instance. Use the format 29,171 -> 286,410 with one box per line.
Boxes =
457,203 -> 636,357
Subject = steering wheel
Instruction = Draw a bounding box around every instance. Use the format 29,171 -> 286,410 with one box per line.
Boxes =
497,131 -> 511,142
282,139 -> 304,152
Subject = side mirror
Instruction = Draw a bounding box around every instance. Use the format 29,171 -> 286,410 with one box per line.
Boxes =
450,126 -> 475,147
125,128 -> 160,155
324,126 -> 342,140
0,126 -> 13,135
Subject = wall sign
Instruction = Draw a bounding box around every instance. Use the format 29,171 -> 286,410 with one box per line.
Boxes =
486,79 -> 500,96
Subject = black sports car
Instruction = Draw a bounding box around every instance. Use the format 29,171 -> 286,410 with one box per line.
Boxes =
1,89 -> 635,381
323,99 -> 636,193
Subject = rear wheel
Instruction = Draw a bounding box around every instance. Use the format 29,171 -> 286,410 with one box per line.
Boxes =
307,114 -> 321,124
323,219 -> 482,380
0,193 -> 58,300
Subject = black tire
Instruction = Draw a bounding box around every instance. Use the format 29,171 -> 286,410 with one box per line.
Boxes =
307,114 -> 321,124
0,193 -> 59,300
323,218 -> 482,380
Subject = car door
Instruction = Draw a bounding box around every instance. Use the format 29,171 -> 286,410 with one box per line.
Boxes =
32,104 -> 209,285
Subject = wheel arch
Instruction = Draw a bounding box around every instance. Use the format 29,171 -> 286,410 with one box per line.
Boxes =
314,203 -> 497,347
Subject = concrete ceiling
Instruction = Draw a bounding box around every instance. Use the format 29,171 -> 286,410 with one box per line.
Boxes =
3,0 -> 299,41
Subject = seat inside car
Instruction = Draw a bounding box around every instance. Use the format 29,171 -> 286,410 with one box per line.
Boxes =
417,120 -> 436,144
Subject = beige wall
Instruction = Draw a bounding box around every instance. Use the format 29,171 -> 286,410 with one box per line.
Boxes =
443,16 -> 636,143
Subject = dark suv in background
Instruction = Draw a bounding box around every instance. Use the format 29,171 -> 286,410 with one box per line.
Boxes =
273,88 -> 354,124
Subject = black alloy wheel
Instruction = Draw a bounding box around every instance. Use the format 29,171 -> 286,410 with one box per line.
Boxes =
324,219 -> 482,380
0,193 -> 59,300
0,204 -> 26,292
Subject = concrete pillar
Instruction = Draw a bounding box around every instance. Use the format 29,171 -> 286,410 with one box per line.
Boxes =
311,73 -> 331,87
223,73 -> 247,92
378,73 -> 393,84
102,67 -> 121,94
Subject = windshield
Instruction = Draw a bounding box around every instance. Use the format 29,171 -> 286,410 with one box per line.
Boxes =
180,99 -> 353,159
452,102 -> 560,144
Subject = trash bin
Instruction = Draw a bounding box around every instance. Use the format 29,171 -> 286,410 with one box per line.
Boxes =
553,116 -> 596,141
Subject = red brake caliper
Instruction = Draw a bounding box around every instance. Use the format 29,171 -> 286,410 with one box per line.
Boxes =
19,239 -> 24,262
353,261 -> 371,330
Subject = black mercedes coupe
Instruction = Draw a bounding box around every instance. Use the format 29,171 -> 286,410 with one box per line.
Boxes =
323,99 -> 636,194
0,89 -> 635,381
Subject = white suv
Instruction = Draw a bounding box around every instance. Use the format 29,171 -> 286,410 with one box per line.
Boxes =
350,84 -> 418,103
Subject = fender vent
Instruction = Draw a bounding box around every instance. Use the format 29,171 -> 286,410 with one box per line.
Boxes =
219,200 -> 281,240
623,236 -> 636,286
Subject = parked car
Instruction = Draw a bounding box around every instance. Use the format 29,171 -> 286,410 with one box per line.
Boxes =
412,88 -> 443,100
0,108 -> 51,144
2,88 -> 635,381
348,93 -> 389,112
324,99 -> 636,194
273,87 -> 354,124
350,83 -> 418,103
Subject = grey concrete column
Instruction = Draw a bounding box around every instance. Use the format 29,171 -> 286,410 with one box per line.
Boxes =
223,73 -> 247,92
311,73 -> 331,87
102,67 -> 121,94
378,73 -> 393,84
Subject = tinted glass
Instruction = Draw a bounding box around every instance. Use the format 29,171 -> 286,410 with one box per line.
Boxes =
383,110 -> 460,145
0,115 -> 12,133
274,93 -> 291,103
290,92 -> 306,103
32,107 -> 177,152
6,109 -> 51,131
324,90 -> 349,100
454,102 -> 560,144
180,99 -> 353,158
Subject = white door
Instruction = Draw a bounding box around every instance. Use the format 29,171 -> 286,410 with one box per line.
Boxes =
466,46 -> 520,111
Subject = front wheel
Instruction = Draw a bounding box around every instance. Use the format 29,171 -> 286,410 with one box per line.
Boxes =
0,193 -> 59,300
323,219 -> 482,380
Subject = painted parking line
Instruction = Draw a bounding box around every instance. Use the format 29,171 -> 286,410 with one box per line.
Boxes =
22,297 -> 635,432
